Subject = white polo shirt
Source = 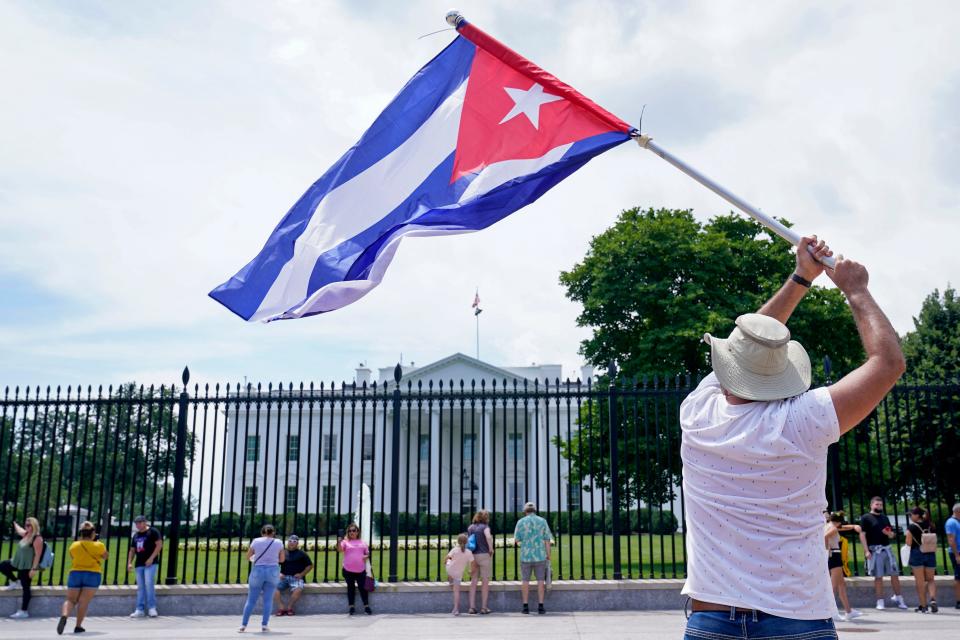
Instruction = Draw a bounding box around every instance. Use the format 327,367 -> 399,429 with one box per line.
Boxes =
680,373 -> 840,620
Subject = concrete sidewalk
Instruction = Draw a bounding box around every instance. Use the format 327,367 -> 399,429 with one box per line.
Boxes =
4,608 -> 958,639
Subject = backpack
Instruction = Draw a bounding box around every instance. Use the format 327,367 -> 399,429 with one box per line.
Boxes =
912,522 -> 938,553
466,533 -> 477,551
920,531 -> 938,553
38,541 -> 54,570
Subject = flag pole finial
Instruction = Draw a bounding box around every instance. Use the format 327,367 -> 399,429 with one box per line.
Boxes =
445,10 -> 465,28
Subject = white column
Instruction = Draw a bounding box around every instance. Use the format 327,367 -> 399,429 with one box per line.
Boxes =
483,408 -> 494,510
430,409 -> 441,513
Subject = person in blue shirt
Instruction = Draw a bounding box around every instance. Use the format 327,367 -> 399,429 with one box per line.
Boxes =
946,503 -> 960,609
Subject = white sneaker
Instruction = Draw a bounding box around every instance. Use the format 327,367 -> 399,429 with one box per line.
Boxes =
130,610 -> 146,618
148,608 -> 158,617
9,610 -> 29,619
833,613 -> 847,622
847,609 -> 863,620
876,599 -> 885,610
4,583 -> 21,590
894,595 -> 908,610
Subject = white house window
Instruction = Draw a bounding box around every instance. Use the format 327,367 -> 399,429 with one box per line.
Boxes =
243,486 -> 258,516
321,485 -> 336,512
507,481 -> 525,512
323,434 -> 338,461
507,432 -> 524,461
418,485 -> 430,512
245,435 -> 260,462
362,433 -> 374,461
567,479 -> 581,511
419,434 -> 430,461
287,435 -> 300,462
463,434 -> 476,461
285,486 -> 298,512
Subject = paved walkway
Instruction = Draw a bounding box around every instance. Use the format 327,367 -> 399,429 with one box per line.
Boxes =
5,608 -> 959,639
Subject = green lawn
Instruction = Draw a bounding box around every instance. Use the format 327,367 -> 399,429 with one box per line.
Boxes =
10,534 -> 953,586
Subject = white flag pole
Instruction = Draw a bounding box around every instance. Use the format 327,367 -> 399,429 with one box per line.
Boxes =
634,134 -> 836,269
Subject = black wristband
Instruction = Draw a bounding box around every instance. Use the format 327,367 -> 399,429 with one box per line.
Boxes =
791,273 -> 812,288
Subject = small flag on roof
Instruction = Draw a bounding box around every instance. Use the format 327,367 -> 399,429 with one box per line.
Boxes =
210,13 -> 634,322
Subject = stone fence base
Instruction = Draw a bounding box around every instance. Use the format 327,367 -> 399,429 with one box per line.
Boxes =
0,577 -> 955,618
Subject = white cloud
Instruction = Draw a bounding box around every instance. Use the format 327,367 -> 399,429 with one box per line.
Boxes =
1,0 -> 958,386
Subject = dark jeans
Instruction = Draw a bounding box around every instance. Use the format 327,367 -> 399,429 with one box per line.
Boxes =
0,561 -> 31,611
342,568 -> 369,606
684,611 -> 837,640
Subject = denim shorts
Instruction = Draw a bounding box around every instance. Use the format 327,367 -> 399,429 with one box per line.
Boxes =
909,548 -> 937,569
67,571 -> 102,589
684,611 -> 837,640
277,575 -> 305,591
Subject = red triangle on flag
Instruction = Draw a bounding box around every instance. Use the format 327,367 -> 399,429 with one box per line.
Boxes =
451,47 -> 621,183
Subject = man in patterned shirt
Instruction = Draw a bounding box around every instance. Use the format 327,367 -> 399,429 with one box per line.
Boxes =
513,502 -> 554,614
680,237 -> 905,640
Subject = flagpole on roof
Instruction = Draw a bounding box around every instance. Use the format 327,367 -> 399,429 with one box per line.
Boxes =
472,288 -> 483,360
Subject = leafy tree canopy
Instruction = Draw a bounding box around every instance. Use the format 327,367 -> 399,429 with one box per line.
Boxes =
902,286 -> 960,381
560,207 -> 862,379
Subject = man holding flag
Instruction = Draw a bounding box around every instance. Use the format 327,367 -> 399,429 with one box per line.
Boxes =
679,238 -> 904,639
208,17 -> 904,636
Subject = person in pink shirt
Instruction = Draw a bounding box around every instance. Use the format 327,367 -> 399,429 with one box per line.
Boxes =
337,523 -> 371,615
445,533 -> 474,616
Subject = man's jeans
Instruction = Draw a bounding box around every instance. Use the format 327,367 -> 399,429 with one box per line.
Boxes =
684,610 -> 837,640
135,564 -> 158,611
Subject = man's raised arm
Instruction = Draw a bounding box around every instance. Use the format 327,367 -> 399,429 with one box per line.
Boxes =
757,236 -> 833,324
826,259 -> 906,433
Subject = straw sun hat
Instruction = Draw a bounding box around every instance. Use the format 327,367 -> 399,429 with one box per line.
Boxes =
704,313 -> 811,401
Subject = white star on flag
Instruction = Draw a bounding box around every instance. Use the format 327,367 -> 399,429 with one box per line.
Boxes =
498,82 -> 564,129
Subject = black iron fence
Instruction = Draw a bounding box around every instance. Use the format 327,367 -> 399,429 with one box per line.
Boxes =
1,366 -> 957,586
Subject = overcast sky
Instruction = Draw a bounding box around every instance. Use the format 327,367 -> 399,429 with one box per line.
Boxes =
1,1 -> 958,389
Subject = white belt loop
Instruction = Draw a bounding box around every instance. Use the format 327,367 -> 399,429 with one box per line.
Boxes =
752,609 -> 758,623
729,606 -> 736,621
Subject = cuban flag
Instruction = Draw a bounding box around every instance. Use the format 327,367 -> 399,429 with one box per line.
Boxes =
210,19 -> 634,321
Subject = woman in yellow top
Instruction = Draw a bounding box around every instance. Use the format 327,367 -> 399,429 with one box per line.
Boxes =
57,521 -> 107,635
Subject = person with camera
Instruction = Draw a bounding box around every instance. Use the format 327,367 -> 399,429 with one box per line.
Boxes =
0,517 -> 44,619
57,521 -> 107,635
337,523 -> 372,615
239,523 -> 285,633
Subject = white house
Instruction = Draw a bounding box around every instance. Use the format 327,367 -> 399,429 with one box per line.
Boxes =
220,353 -> 601,522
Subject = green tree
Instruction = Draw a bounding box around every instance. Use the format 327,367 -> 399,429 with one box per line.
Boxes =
559,208 -> 862,378
0,383 -> 195,537
556,208 -> 863,509
897,287 -> 960,506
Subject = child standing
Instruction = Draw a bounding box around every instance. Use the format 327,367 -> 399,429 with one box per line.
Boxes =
445,533 -> 474,616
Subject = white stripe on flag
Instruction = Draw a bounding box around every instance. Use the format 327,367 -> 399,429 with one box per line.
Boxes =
457,142 -> 572,204
277,148 -> 579,320
252,79 -> 469,322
